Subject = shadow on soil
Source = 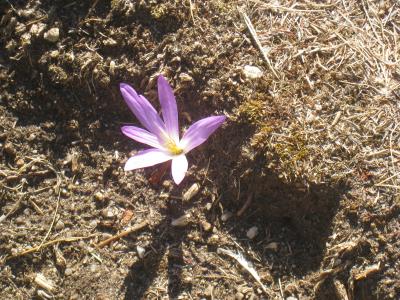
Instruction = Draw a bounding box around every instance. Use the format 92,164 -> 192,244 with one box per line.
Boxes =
121,123 -> 347,299
2,72 -> 346,297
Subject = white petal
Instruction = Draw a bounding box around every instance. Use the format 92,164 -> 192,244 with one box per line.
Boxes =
171,155 -> 188,184
121,126 -> 163,149
124,149 -> 172,171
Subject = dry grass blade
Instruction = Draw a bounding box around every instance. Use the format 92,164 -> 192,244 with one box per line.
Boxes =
95,220 -> 149,248
217,248 -> 269,296
238,9 -> 279,79
4,236 -> 95,262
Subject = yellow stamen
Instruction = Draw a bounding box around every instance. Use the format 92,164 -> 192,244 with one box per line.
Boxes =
165,139 -> 183,155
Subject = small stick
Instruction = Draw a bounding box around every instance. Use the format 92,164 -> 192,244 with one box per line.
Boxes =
237,193 -> 253,217
38,188 -> 61,249
28,199 -> 44,215
188,0 -> 196,25
239,9 -> 279,79
96,220 -> 149,248
5,236 -> 93,261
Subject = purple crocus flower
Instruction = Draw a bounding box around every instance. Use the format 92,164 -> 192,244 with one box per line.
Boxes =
120,75 -> 226,185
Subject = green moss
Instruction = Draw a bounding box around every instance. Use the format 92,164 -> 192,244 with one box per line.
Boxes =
150,4 -> 169,20
237,98 -> 266,125
274,133 -> 309,162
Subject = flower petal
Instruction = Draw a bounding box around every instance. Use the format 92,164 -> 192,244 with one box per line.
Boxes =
124,149 -> 172,171
120,83 -> 167,140
180,115 -> 226,153
158,75 -> 179,142
121,126 -> 164,149
171,154 -> 188,184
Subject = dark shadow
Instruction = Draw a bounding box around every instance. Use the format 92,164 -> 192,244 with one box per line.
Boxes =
123,192 -> 195,299
207,125 -> 348,277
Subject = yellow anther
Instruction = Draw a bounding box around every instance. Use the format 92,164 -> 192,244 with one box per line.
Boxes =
165,139 -> 183,155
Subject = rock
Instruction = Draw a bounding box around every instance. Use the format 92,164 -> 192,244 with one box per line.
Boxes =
54,220 -> 65,230
221,211 -> 233,222
171,214 -> 191,227
243,65 -> 263,79
136,245 -> 145,259
34,273 -> 55,293
94,191 -> 105,202
201,220 -> 212,232
265,242 -> 279,251
182,183 -> 200,201
4,142 -> 16,157
246,226 -> 258,239
44,28 -> 59,42
64,268 -> 73,276
30,23 -> 46,37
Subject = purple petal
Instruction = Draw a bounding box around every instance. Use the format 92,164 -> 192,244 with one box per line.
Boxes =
158,75 -> 179,142
171,154 -> 188,184
124,148 -> 172,171
120,83 -> 167,140
180,115 -> 226,153
121,126 -> 164,149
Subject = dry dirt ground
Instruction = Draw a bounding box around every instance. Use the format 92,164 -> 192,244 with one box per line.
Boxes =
1,0 -> 399,299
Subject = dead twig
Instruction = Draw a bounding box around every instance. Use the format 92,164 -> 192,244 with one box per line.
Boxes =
236,193 -> 253,217
5,236 -> 94,262
238,9 -> 279,79
38,188 -> 61,250
96,220 -> 149,248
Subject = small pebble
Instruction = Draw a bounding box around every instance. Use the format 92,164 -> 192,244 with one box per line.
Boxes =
221,211 -> 233,222
64,268 -> 73,276
94,191 -> 105,202
265,242 -> 279,251
15,158 -> 25,168
201,220 -> 212,232
286,297 -> 298,300
30,22 -> 46,37
101,208 -> 115,218
246,226 -> 258,239
182,183 -> 200,201
44,27 -> 59,42
60,188 -> 69,197
205,203 -> 212,211
4,142 -> 16,157
55,220 -> 65,230
171,214 -> 191,227
34,273 -> 55,292
136,245 -> 145,259
243,65 -> 263,79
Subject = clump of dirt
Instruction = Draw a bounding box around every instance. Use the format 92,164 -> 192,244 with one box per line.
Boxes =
1,0 -> 399,299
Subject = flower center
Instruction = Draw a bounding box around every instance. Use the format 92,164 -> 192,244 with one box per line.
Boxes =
165,139 -> 183,155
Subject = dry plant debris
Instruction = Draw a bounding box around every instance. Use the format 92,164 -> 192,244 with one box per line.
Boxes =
0,0 -> 399,299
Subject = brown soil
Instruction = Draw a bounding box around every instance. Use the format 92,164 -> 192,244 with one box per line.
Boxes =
1,1 -> 399,299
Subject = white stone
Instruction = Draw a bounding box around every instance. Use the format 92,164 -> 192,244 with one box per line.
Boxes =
243,65 -> 263,79
44,28 -> 59,42
136,245 -> 145,259
246,226 -> 258,239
